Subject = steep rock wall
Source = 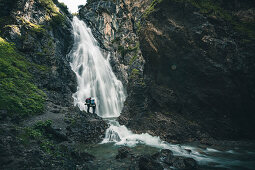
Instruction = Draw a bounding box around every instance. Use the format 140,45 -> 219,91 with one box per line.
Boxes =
79,0 -> 147,88
81,0 -> 255,142
0,0 -> 76,116
0,0 -> 107,169
123,0 -> 255,142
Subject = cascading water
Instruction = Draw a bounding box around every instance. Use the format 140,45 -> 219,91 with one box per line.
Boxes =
69,16 -> 255,169
69,17 -> 126,118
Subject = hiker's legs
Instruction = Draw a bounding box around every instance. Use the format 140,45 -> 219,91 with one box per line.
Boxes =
87,106 -> 90,113
93,106 -> 96,114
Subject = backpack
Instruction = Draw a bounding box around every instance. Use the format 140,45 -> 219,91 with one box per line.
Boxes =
91,99 -> 95,106
86,98 -> 91,104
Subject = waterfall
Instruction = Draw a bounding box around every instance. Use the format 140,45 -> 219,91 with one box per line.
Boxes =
68,16 -> 202,153
69,17 -> 126,118
68,17 -> 243,168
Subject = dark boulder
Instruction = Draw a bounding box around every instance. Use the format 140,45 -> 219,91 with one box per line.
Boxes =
70,150 -> 95,162
170,157 -> 198,169
152,149 -> 198,169
116,146 -> 132,159
139,155 -> 164,170
153,149 -> 174,164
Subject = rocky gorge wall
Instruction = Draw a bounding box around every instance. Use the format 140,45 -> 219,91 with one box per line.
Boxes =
80,0 -> 255,143
136,0 -> 255,142
0,0 -> 254,168
0,0 -> 107,169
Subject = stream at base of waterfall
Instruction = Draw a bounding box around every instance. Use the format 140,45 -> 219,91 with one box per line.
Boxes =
69,16 -> 255,169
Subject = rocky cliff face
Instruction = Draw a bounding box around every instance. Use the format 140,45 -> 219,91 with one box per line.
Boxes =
80,0 -> 255,142
0,0 -> 107,169
0,0 -> 76,120
138,0 -> 255,141
79,0 -> 148,88
1,0 -> 76,108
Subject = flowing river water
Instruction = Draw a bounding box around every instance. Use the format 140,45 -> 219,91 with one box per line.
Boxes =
69,16 -> 255,169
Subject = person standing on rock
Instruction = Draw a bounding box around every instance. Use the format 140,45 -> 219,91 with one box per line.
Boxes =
91,98 -> 96,114
85,97 -> 91,113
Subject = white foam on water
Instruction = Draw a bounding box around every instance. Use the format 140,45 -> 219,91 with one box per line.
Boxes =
101,120 -> 214,164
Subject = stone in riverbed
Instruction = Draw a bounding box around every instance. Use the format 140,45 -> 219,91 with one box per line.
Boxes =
116,146 -> 132,159
152,149 -> 197,169
170,156 -> 198,169
139,155 -> 164,170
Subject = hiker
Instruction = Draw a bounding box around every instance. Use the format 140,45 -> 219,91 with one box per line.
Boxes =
85,97 -> 91,113
91,98 -> 96,114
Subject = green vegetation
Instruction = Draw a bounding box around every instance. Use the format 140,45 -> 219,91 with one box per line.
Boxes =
39,0 -> 59,13
143,0 -> 163,18
17,17 -> 46,34
38,0 -> 67,28
234,21 -> 255,41
86,0 -> 117,5
174,0 -> 255,40
0,16 -> 15,34
129,55 -> 138,65
54,1 -> 69,15
118,42 -> 139,58
130,68 -> 140,79
130,68 -> 145,86
0,37 -> 46,120
186,0 -> 233,21
19,120 -> 56,154
143,0 -> 255,41
135,21 -> 141,33
128,42 -> 140,65
111,37 -> 120,44
50,14 -> 65,27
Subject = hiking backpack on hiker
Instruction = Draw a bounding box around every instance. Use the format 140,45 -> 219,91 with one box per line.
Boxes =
91,99 -> 96,106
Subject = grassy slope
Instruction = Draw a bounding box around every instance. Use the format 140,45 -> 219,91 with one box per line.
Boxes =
0,37 -> 46,121
0,0 -> 70,121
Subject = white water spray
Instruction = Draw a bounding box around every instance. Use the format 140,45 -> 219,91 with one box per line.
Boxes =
69,17 -> 126,118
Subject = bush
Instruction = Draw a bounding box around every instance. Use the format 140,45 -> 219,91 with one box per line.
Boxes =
39,0 -> 59,13
51,14 -> 65,27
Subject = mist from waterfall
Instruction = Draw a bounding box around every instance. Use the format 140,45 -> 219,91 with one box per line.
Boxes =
69,16 -> 126,118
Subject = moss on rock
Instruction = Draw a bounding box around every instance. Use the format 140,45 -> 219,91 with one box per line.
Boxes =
38,0 -> 59,14
0,37 -> 46,121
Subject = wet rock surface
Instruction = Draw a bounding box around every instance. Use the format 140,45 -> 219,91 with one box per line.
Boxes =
115,146 -> 132,159
139,155 -> 164,170
114,147 -> 198,170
